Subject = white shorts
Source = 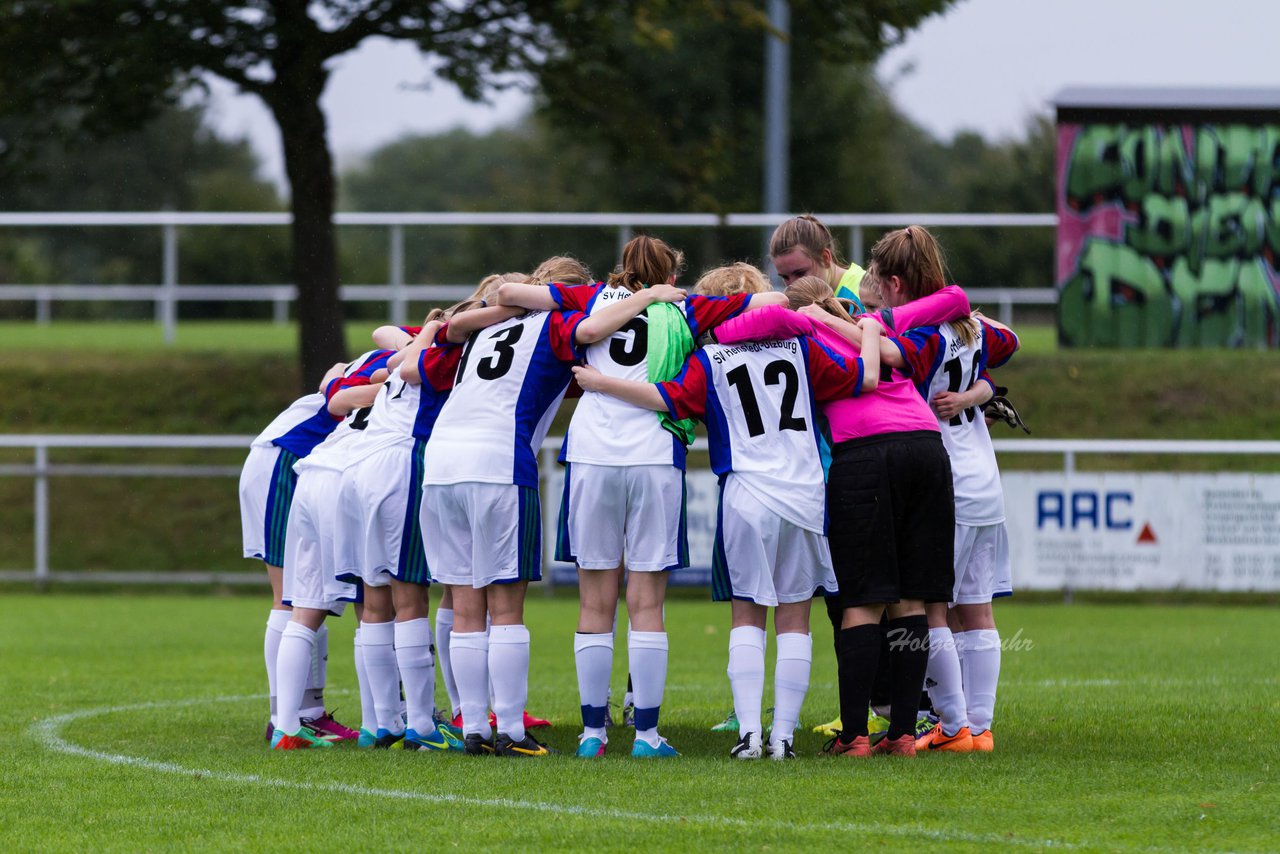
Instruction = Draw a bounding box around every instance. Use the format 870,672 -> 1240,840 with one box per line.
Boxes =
556,463 -> 687,572
239,444 -> 299,566
282,468 -> 358,613
951,522 -> 1013,605
422,482 -> 541,588
711,476 -> 837,606
335,440 -> 429,587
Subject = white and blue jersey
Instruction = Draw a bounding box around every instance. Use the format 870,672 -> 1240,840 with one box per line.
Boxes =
896,318 -> 1019,525
656,336 -> 863,535
550,283 -> 753,469
425,309 -> 586,488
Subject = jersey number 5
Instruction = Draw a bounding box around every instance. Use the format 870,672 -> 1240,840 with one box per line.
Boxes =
726,360 -> 807,438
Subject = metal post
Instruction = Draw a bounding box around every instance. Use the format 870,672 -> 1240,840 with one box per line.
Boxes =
34,444 -> 49,591
1000,296 -> 1013,327
617,225 -> 633,259
1064,450 -> 1076,475
36,287 -> 51,325
389,224 -> 406,324
762,0 -> 790,214
762,0 -> 790,276
273,296 -> 289,325
161,221 -> 178,344
849,226 -> 864,265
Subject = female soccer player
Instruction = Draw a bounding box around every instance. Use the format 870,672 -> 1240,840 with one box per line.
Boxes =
711,237 -> 966,758
334,287 -> 526,751
769,214 -> 867,312
573,265 -> 875,760
240,360 -> 353,742
889,309 -> 1019,753
271,347 -> 397,750
498,242 -> 786,758
423,268 -> 687,758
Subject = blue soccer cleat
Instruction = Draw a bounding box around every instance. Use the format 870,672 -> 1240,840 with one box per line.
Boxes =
403,726 -> 463,751
357,728 -> 378,748
632,736 -> 679,758
576,735 -> 606,758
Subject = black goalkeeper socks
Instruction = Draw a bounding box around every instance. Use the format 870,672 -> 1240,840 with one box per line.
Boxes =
836,624 -> 882,741
886,614 -> 931,740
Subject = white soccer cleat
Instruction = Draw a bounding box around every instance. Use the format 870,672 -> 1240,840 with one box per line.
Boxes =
730,731 -> 763,760
766,737 -> 796,761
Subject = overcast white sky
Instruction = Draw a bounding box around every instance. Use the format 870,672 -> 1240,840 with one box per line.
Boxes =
203,0 -> 1280,191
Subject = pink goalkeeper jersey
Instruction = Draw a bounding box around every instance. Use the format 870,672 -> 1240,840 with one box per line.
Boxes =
711,285 -> 971,442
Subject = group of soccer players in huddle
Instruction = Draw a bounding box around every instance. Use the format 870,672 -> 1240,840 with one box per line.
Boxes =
240,214 -> 1019,760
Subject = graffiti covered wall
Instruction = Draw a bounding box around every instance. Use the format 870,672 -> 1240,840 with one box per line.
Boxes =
1057,121 -> 1280,347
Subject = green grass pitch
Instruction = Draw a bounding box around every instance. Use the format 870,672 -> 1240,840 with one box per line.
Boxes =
3,594 -> 1276,851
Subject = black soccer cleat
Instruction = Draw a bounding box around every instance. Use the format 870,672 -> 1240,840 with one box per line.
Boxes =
463,732 -> 495,756
494,732 -> 554,757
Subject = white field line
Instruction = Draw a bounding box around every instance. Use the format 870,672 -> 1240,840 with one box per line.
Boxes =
33,695 -> 1081,849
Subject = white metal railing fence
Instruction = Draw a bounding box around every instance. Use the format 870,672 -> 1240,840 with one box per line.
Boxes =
4,433 -> 1280,588
0,211 -> 1059,339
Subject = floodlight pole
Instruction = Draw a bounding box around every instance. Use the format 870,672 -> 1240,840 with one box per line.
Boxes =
762,0 -> 790,281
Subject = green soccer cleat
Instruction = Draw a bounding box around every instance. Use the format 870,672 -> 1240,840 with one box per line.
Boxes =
710,710 -> 739,732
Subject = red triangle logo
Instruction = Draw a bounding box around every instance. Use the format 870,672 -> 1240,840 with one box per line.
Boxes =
1137,523 -> 1157,544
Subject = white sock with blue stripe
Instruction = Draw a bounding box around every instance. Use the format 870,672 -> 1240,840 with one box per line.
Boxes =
575,632 -> 613,741
629,630 -> 668,746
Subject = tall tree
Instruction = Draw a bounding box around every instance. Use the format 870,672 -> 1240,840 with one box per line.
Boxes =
0,0 -> 954,385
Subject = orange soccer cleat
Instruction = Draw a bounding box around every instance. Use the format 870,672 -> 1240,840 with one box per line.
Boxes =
915,724 -> 974,753
821,734 -> 871,758
970,729 -> 994,752
871,733 -> 917,757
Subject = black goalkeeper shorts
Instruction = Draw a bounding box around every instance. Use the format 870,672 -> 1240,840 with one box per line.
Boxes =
826,430 -> 956,608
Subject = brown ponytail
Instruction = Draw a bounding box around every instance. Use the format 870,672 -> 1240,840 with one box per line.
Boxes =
529,256 -> 592,287
607,235 -> 685,293
867,225 -> 949,303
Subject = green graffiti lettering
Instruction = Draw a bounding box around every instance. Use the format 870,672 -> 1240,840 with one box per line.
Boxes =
1203,193 -> 1251,259
1066,125 -> 1125,206
1156,127 -> 1192,196
1060,120 -> 1280,348
1253,127 -> 1280,197
1059,240 -> 1170,346
1236,259 -> 1280,347
1129,194 -> 1189,258
1120,126 -> 1158,201
1192,127 -> 1220,206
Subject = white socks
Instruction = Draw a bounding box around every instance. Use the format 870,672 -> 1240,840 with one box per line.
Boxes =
957,629 -> 1001,734
727,626 -> 766,739
926,626 -> 970,735
264,609 -> 291,727
360,620 -> 402,736
771,632 -> 812,746
490,624 -> 531,741
300,622 -> 328,720
435,608 -> 459,717
629,631 -> 668,746
274,620 -> 316,735
394,618 -> 436,736
575,632 -> 613,741
354,625 -> 378,734
450,631 -> 491,738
